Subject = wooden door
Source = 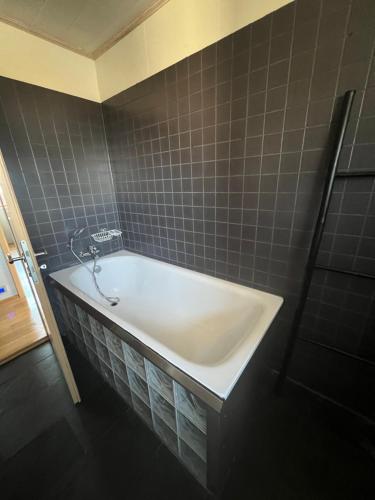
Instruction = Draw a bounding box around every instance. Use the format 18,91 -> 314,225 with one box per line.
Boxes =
0,150 -> 80,403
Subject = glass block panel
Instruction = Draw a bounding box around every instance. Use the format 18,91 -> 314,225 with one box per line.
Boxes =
109,351 -> 129,385
82,327 -> 96,352
128,368 -> 150,406
104,327 -> 124,360
174,383 -> 207,434
145,359 -> 174,405
94,338 -> 110,366
124,344 -> 146,380
75,304 -> 88,325
66,328 -> 75,346
132,393 -> 153,428
71,318 -> 82,338
64,297 -> 76,318
88,315 -> 105,343
179,439 -> 207,487
56,292 -> 71,327
114,374 -> 133,407
149,386 -> 176,432
56,293 -> 65,312
153,413 -> 178,456
66,328 -> 75,344
100,359 -> 115,388
63,311 -> 72,330
87,347 -> 100,373
177,411 -> 206,462
75,337 -> 87,357
59,293 -> 212,490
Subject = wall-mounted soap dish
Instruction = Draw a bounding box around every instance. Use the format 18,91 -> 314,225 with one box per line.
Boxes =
91,229 -> 122,243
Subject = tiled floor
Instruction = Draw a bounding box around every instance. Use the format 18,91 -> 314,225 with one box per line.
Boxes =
1,342 -> 374,500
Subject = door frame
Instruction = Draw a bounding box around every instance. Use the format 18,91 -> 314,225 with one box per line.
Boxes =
0,150 -> 81,404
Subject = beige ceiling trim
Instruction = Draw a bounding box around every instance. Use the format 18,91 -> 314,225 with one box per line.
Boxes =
0,0 -> 170,60
0,15 -> 89,58
91,0 -> 170,59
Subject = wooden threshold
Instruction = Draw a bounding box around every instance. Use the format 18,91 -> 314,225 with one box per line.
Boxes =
0,335 -> 48,366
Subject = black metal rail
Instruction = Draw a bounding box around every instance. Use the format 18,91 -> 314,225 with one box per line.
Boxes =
336,169 -> 375,177
276,89 -> 375,391
314,264 -> 375,280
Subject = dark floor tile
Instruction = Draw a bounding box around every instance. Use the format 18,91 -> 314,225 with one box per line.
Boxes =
62,339 -> 131,450
1,418 -> 83,500
46,409 -> 161,500
64,339 -> 107,399
0,350 -> 73,460
222,386 -> 375,500
0,342 -> 53,385
65,382 -> 129,451
136,443 -> 208,500
1,344 -> 375,500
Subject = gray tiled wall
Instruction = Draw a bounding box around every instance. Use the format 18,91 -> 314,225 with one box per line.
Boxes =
0,77 -> 122,274
102,0 -> 375,418
56,289 -> 207,486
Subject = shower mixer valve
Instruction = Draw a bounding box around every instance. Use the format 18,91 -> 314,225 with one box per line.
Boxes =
79,245 -> 100,258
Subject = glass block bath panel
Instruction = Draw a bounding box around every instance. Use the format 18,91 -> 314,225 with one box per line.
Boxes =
64,296 -> 77,319
114,374 -> 133,407
128,367 -> 150,406
179,439 -> 207,487
100,359 -> 115,388
104,326 -> 124,360
58,291 -> 207,488
87,346 -> 101,373
149,386 -> 176,432
124,344 -> 146,380
82,327 -> 96,352
145,359 -> 174,405
75,304 -> 88,326
109,351 -> 129,385
71,318 -> 82,337
132,393 -> 153,428
55,290 -> 71,329
174,383 -> 207,434
88,315 -> 106,343
75,337 -> 87,358
153,412 -> 178,456
94,338 -> 111,366
177,411 -> 207,462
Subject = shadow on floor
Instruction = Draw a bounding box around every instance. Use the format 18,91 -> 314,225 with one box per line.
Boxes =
0,341 -> 374,499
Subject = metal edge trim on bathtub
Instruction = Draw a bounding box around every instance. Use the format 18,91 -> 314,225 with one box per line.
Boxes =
51,278 -> 224,413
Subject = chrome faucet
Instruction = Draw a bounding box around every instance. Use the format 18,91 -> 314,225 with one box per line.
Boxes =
79,245 -> 100,258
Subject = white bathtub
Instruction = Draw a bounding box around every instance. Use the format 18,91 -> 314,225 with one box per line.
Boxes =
51,250 -> 283,399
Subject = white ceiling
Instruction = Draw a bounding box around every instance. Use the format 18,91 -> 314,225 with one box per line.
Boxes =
0,0 -> 167,58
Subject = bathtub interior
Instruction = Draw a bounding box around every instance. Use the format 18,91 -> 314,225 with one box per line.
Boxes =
67,255 -> 268,365
56,288 -> 208,486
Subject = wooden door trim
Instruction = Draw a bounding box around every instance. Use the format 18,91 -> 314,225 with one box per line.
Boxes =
0,150 -> 80,404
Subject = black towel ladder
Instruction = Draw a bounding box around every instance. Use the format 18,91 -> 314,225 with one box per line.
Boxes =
277,89 -> 375,390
